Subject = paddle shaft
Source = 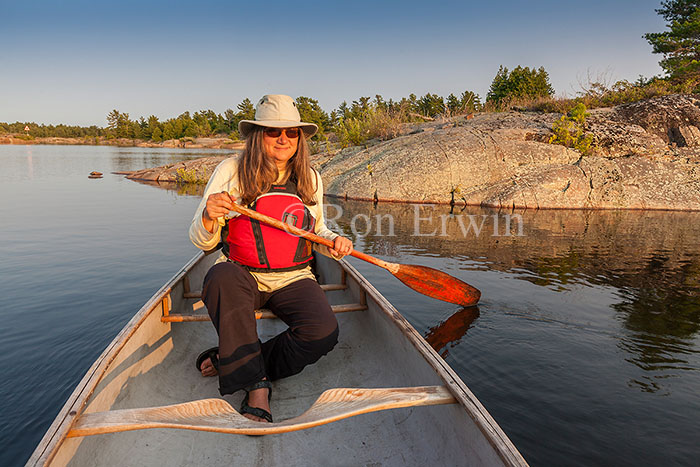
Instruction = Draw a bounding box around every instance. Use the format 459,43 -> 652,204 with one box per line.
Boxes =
225,202 -> 481,306
227,203 -> 398,273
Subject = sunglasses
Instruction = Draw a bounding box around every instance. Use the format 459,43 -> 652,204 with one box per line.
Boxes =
263,128 -> 301,139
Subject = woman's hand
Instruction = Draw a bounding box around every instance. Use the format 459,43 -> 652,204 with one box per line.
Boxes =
329,236 -> 353,259
202,191 -> 236,233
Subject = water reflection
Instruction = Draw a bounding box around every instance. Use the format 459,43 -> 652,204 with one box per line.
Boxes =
130,180 -> 206,197
110,154 -> 219,173
26,155 -> 33,179
614,258 -> 700,394
424,307 -> 480,358
106,147 -> 233,173
128,180 -> 700,393
327,198 -> 700,391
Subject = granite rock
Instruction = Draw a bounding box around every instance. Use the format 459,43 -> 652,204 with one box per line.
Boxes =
318,95 -> 700,210
122,95 -> 700,210
124,156 -> 229,183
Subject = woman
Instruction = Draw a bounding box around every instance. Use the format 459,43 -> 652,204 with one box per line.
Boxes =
189,94 -> 352,423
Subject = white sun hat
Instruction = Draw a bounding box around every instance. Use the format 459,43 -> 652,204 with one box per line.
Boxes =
238,94 -> 318,138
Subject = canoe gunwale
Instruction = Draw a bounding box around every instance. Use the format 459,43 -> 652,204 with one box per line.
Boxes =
337,258 -> 528,467
27,252 -> 206,466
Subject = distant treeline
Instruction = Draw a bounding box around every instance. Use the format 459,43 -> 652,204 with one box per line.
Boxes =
3,58 -> 681,148
15,63 -> 677,149
0,122 -> 107,138
0,90 -> 485,143
0,65 -> 560,147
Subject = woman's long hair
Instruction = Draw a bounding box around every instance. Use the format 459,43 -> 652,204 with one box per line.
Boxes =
237,127 -> 317,206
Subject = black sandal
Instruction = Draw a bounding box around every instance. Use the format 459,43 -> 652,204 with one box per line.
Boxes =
195,347 -> 219,373
240,379 -> 273,423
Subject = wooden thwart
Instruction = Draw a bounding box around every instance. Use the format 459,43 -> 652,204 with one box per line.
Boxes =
162,303 -> 367,322
183,283 -> 347,299
67,386 -> 456,438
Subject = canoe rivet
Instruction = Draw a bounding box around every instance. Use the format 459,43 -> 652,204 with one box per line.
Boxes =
69,411 -> 77,416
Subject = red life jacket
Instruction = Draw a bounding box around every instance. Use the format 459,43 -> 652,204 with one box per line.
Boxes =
223,180 -> 316,272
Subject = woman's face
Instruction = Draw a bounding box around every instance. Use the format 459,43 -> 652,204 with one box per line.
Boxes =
262,127 -> 300,169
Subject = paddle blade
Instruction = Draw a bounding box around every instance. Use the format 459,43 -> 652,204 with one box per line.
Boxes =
394,264 -> 481,307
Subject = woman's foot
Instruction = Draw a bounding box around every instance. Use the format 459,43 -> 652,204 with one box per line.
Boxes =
196,347 -> 219,377
199,356 -> 218,377
240,379 -> 273,423
242,387 -> 271,422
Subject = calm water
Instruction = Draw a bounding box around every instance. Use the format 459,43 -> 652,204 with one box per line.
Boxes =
1,146 -> 699,466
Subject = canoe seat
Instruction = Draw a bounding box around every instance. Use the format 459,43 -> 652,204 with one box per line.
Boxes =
67,386 -> 456,438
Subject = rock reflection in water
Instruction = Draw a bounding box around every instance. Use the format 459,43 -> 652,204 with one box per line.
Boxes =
126,177 -> 700,393
326,197 -> 700,391
130,179 -> 206,197
109,150 -> 229,174
613,254 -> 699,395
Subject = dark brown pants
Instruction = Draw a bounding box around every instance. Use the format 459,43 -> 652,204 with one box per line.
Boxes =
202,262 -> 339,395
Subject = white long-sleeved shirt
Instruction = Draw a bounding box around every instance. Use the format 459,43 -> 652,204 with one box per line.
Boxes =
189,156 -> 339,292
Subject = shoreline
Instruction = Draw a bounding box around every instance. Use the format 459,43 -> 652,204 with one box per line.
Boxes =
9,93 -> 700,212
321,193 -> 700,212
0,135 -> 245,150
119,94 -> 700,212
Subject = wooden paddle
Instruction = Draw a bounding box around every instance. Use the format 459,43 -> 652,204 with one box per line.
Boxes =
226,203 -> 481,307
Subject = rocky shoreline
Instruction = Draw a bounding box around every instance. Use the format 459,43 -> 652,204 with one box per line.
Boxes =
0,135 -> 245,150
121,94 -> 700,211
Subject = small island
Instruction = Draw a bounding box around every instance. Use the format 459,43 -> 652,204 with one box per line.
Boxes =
119,94 -> 700,211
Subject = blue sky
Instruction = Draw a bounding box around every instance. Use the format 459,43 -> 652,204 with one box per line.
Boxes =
1,0 -> 667,126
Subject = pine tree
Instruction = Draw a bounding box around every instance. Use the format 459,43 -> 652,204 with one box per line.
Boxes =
152,127 -> 163,142
446,94 -> 461,113
416,93 -> 445,117
146,115 -> 160,140
106,110 -> 135,138
296,96 -> 331,137
107,109 -> 121,132
407,93 -> 418,112
337,101 -> 349,119
459,91 -> 481,113
162,122 -> 175,141
486,65 -> 554,106
644,0 -> 700,79
223,109 -> 236,132
172,119 -> 184,139
236,99 -> 255,121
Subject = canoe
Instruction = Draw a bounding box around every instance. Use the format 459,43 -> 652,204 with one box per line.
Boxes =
28,252 -> 528,466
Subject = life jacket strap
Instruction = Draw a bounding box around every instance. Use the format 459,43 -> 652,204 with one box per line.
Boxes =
226,258 -> 312,273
